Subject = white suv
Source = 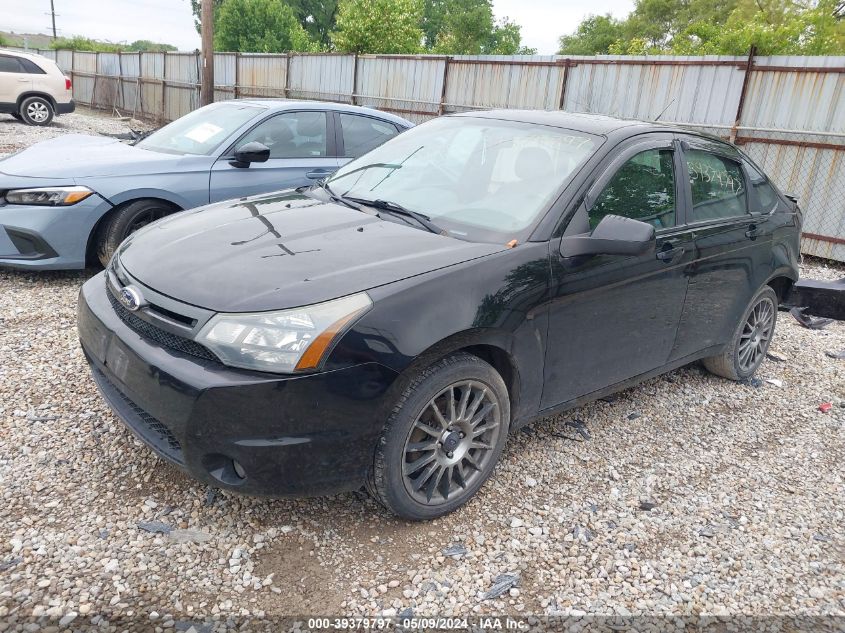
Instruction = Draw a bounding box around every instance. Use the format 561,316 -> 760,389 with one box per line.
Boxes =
0,49 -> 75,126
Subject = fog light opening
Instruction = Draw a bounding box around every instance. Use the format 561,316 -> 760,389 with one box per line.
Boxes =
203,453 -> 248,486
232,459 -> 247,480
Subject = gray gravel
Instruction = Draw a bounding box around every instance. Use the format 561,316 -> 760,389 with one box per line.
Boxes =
0,261 -> 842,629
0,107 -> 152,159
0,111 -> 843,627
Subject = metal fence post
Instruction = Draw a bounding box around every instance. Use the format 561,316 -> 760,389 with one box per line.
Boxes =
558,58 -> 571,111
234,52 -> 240,100
731,45 -> 756,144
161,52 -> 167,123
438,56 -> 451,115
284,54 -> 292,99
351,53 -> 359,105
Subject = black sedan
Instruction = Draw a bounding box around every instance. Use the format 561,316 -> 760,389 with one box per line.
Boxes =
77,110 -> 801,520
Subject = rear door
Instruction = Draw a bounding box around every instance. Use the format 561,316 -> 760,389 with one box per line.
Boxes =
335,111 -> 402,167
0,55 -> 31,105
209,110 -> 340,203
669,135 -> 776,360
542,134 -> 696,408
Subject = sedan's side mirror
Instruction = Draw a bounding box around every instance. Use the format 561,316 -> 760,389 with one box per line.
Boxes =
560,214 -> 656,258
231,142 -> 270,168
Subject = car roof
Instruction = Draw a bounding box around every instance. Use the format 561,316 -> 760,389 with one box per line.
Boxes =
452,109 -> 679,137
0,48 -> 52,64
230,99 -> 414,128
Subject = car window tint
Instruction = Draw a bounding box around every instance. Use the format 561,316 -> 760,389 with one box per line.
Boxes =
745,161 -> 779,211
589,148 -> 676,230
239,111 -> 327,158
18,58 -> 46,74
340,113 -> 399,158
0,56 -> 24,73
686,149 -> 747,221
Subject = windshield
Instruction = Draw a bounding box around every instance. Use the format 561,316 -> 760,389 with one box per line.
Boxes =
137,102 -> 262,155
327,116 -> 598,242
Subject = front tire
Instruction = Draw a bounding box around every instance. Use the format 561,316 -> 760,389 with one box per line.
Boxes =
95,199 -> 177,267
19,96 -> 54,126
367,353 -> 510,520
703,286 -> 778,381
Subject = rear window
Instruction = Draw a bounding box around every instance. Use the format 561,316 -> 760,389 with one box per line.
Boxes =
19,58 -> 47,74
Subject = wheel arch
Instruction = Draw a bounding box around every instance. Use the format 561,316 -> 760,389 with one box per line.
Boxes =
16,91 -> 57,112
85,195 -> 184,266
392,329 -> 523,428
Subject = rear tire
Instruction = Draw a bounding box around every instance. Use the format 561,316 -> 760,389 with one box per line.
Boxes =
19,96 -> 54,126
703,286 -> 778,381
95,199 -> 177,267
367,352 -> 510,520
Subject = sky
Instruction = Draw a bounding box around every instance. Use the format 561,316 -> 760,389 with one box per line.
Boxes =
3,0 -> 636,54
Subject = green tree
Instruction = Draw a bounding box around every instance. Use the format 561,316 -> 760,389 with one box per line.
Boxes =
286,0 -> 339,47
558,15 -> 625,54
331,0 -> 424,53
127,40 -> 178,52
190,0 -> 225,34
215,0 -> 316,52
488,18 -> 537,54
49,36 -> 126,52
560,0 -> 844,55
432,0 -> 494,54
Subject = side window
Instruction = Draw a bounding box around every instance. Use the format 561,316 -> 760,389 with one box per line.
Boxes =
685,149 -> 747,221
745,161 -> 779,211
18,58 -> 47,74
238,111 -> 327,158
340,114 -> 399,158
0,56 -> 25,73
589,148 -> 676,230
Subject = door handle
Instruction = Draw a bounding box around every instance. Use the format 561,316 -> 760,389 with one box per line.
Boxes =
306,169 -> 333,180
656,245 -> 685,263
745,223 -> 764,239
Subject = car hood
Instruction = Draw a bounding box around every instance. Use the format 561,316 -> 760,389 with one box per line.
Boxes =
0,134 -> 183,179
119,190 -> 505,312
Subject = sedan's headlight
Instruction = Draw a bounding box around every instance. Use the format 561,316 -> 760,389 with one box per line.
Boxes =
196,293 -> 372,374
4,186 -> 94,206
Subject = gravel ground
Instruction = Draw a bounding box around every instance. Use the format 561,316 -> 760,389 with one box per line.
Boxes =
0,108 -> 152,158
0,110 -> 844,630
0,257 -> 842,631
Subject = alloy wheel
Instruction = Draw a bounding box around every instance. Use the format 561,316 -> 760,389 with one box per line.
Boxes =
738,297 -> 775,372
26,101 -> 50,123
402,380 -> 501,505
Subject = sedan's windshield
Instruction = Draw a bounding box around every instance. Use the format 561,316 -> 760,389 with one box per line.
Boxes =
137,102 -> 262,155
326,116 -> 598,242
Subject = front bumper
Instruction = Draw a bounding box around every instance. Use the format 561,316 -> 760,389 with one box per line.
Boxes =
77,272 -> 400,497
0,193 -> 112,269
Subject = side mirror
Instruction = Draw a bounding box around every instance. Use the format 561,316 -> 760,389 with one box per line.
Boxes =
231,142 -> 270,168
560,214 -> 656,258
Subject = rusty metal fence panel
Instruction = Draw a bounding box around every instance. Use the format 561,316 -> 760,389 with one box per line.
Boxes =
288,53 -> 354,102
355,55 -> 445,123
19,48 -> 845,262
236,54 -> 287,98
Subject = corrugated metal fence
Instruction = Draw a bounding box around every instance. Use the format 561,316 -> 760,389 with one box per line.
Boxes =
20,49 -> 845,262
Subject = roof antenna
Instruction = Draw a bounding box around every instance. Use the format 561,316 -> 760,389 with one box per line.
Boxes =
654,98 -> 675,122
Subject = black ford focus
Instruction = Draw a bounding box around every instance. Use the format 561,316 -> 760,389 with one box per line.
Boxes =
78,111 -> 800,520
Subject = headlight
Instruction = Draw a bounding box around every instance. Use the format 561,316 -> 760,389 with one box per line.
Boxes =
196,293 -> 372,374
4,186 -> 94,206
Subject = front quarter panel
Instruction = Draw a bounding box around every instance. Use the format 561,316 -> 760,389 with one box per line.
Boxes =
327,243 -> 552,424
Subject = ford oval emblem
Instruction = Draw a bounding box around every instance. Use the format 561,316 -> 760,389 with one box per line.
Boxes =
118,286 -> 144,311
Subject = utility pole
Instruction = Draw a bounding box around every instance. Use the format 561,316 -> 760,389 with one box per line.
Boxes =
200,0 -> 214,106
50,0 -> 57,40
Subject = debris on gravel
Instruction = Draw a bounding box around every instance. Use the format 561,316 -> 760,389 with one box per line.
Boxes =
0,260 -> 843,627
0,107 -> 153,158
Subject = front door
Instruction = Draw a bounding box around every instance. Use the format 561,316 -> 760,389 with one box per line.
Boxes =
541,136 -> 694,409
209,110 -> 340,203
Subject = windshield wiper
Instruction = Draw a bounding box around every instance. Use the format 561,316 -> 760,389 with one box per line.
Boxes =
346,197 -> 446,235
319,181 -> 362,212
328,162 -> 404,183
